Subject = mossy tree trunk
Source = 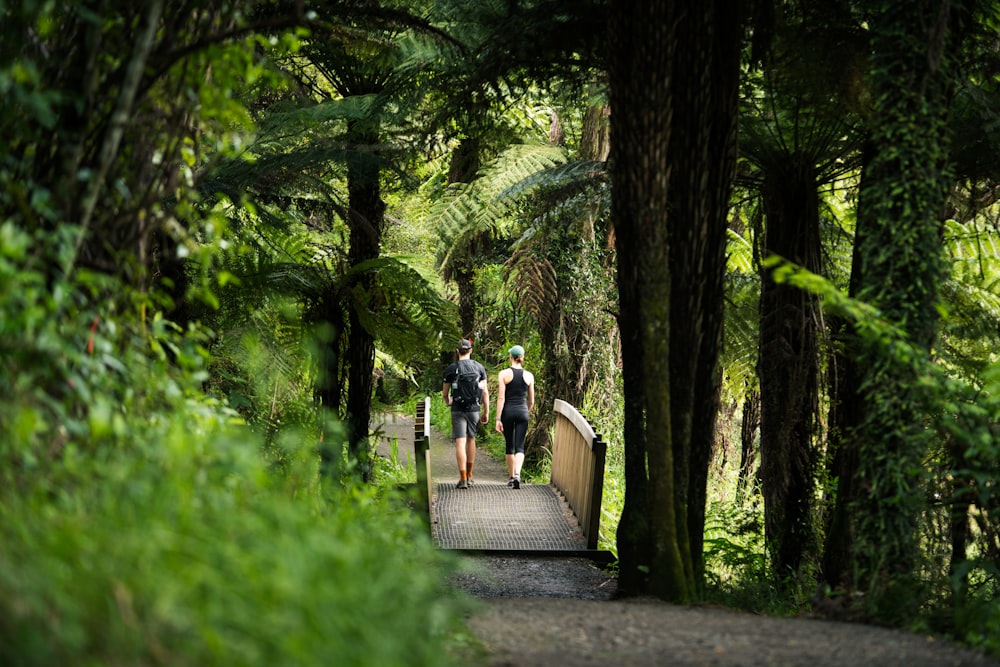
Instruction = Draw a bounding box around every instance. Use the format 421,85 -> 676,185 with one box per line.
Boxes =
609,0 -> 739,601
666,0 -> 740,592
848,0 -> 969,621
609,0 -> 684,600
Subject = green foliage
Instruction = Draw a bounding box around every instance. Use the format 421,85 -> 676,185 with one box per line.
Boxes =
937,358 -> 1000,652
0,437 -> 473,667
769,255 -> 1000,636
0,228 -> 475,666
954,575 -> 1000,656
720,227 -> 760,400
702,501 -> 778,612
431,144 -> 572,271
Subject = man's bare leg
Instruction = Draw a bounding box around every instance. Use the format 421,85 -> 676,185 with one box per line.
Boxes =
455,437 -> 469,480
466,438 -> 477,480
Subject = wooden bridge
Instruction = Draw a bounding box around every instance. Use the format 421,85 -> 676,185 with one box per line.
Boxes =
403,397 -> 611,560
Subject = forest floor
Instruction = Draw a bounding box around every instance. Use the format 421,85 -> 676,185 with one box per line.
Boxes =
374,412 -> 998,666
453,554 -> 998,667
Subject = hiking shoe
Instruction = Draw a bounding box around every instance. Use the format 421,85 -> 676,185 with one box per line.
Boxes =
512,476 -> 521,489
507,477 -> 515,488
456,478 -> 469,489
467,477 -> 474,487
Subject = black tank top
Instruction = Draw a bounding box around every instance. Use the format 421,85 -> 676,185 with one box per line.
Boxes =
505,368 -> 528,406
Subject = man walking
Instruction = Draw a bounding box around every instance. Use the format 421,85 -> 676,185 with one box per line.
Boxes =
443,339 -> 489,489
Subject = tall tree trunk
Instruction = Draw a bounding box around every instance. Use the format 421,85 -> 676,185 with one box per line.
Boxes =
447,137 -> 482,338
610,0 -> 740,601
344,125 -> 385,482
758,161 -> 822,577
849,0 -> 966,621
668,0 -> 741,591
736,388 -> 760,503
947,435 -> 973,609
821,193 -> 869,587
609,0 -> 686,601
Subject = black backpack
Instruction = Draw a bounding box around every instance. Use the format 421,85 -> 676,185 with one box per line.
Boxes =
451,359 -> 481,409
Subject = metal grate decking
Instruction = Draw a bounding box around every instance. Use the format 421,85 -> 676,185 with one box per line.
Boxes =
433,480 -> 587,551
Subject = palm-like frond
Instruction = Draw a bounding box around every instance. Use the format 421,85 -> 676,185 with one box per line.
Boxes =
347,255 -> 460,361
722,228 -> 760,399
503,248 -> 559,334
431,144 -> 570,269
939,219 -> 1000,379
254,95 -> 379,143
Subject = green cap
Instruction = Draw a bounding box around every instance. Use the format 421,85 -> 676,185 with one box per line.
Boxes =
508,345 -> 525,357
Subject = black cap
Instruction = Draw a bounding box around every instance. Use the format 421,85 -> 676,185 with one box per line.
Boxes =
458,339 -> 472,350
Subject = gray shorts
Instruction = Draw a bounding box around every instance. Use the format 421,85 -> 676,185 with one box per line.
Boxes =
451,409 -> 481,439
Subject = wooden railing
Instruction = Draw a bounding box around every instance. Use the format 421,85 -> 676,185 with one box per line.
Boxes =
413,395 -> 606,550
550,399 -> 607,550
413,396 -> 433,521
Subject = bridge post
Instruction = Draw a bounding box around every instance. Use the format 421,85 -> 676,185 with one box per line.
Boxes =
586,431 -> 607,550
413,396 -> 432,523
551,399 -> 607,550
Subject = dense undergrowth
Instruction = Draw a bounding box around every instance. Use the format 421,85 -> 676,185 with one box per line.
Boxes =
0,225 -> 478,666
412,345 -> 1000,657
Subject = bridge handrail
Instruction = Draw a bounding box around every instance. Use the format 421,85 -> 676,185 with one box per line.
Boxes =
550,399 -> 606,550
413,396 -> 432,521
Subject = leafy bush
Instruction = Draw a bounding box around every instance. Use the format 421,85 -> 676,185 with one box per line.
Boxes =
0,227 -> 476,666
701,500 -> 802,614
0,430 -> 474,666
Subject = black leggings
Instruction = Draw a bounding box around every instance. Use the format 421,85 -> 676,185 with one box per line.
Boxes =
501,406 -> 530,455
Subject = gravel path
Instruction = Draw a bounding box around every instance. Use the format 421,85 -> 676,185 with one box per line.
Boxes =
374,412 -> 998,666
455,554 -> 998,667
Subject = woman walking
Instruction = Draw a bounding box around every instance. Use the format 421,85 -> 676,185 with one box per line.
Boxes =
494,345 -> 535,489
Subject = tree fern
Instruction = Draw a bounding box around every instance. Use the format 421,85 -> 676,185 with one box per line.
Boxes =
938,219 -> 1000,381
503,248 -> 559,335
431,143 -> 572,269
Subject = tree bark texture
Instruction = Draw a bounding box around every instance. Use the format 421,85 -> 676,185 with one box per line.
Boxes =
609,0 -> 740,601
667,0 -> 741,591
344,123 -> 386,482
609,0 -> 686,601
581,104 -> 611,163
736,388 -> 760,503
758,162 -> 822,577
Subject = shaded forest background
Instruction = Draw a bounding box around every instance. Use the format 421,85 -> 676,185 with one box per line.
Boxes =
2,0 -> 1000,664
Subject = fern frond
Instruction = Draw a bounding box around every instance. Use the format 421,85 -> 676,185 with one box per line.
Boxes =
723,272 -> 761,397
944,218 -> 1000,289
504,249 -> 558,333
430,144 -> 573,270
727,228 -> 754,275
939,219 -> 1000,366
255,96 -> 378,141
477,144 -> 570,196
345,255 -> 460,360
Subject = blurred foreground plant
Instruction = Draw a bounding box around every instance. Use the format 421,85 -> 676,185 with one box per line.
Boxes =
0,223 -> 477,666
